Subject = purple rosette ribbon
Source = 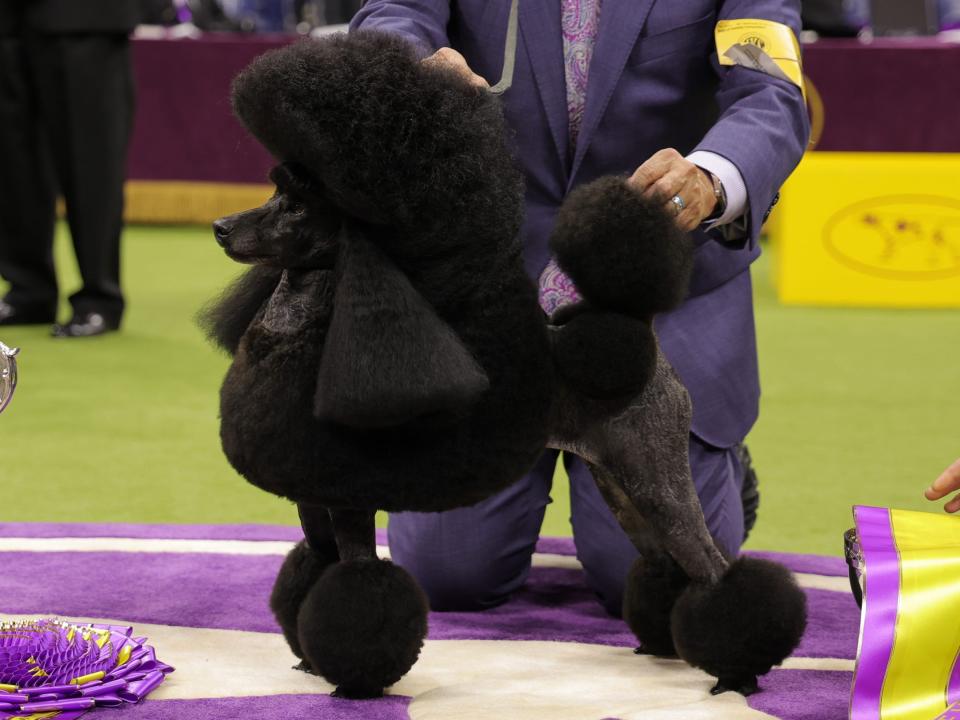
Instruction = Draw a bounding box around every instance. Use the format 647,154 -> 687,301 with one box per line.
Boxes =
0,619 -> 173,719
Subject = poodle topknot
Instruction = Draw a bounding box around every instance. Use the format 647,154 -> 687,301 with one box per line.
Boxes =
231,32 -> 524,265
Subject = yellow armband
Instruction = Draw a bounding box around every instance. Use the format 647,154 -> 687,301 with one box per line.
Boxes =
715,19 -> 806,102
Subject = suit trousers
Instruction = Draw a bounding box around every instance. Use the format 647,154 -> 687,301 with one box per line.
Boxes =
388,435 -> 745,616
0,32 -> 132,321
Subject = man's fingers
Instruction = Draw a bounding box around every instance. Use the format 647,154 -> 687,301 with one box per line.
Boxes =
925,457 -> 960,500
662,198 -> 701,231
675,208 -> 701,231
423,47 -> 489,88
643,168 -> 687,201
946,495 -> 960,513
629,148 -> 681,191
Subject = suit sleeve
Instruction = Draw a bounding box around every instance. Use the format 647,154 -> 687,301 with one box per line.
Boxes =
350,0 -> 452,58
692,0 -> 810,249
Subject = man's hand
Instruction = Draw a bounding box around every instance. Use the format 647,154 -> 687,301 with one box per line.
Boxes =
925,458 -> 960,512
422,47 -> 489,89
628,148 -> 718,231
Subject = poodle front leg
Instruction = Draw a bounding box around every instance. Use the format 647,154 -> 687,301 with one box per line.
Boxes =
296,507 -> 429,700
271,503 -> 340,669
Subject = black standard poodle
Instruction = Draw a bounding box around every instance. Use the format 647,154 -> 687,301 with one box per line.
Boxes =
201,32 -> 806,701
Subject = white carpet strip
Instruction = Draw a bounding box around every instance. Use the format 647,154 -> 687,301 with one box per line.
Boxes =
0,613 -> 852,720
0,537 -> 851,592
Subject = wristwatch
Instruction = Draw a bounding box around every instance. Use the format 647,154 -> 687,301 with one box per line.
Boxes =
700,168 -> 727,222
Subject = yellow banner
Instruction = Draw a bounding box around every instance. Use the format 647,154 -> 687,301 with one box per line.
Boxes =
715,19 -> 805,100
774,152 -> 960,308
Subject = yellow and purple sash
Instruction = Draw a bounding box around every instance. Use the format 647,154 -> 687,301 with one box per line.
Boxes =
850,506 -> 960,719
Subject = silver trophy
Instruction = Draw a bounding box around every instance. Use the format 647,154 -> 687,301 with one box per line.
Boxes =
0,341 -> 18,414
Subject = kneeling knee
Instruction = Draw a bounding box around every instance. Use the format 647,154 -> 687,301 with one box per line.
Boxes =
392,554 -> 528,611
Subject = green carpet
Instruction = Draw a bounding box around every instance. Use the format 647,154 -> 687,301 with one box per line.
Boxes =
1,224 -> 957,556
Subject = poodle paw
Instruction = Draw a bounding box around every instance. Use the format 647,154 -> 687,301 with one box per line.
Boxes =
633,645 -> 677,658
710,675 -> 759,697
292,659 -> 316,674
332,684 -> 384,700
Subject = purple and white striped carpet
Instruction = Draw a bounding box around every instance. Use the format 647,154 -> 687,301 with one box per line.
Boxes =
0,523 -> 856,719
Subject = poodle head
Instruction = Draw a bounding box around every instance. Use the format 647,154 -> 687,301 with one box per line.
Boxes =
213,163 -> 341,270
229,31 -> 524,266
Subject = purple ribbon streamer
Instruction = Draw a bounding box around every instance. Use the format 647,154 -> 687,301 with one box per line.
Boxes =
119,669 -> 167,702
850,506 -> 901,720
21,697 -> 97,712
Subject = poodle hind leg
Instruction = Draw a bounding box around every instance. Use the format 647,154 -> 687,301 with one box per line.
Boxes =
587,350 -> 806,692
271,503 -> 340,670
585,466 -> 689,657
296,508 -> 429,699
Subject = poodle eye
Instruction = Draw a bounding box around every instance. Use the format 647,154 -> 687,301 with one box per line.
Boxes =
288,201 -> 306,216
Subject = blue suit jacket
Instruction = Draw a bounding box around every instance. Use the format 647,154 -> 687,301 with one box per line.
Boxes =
352,0 -> 809,448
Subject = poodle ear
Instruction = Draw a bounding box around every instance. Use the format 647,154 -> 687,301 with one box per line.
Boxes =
314,228 -> 489,428
198,265 -> 283,354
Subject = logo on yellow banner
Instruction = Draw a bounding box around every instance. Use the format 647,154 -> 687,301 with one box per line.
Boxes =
823,195 -> 960,281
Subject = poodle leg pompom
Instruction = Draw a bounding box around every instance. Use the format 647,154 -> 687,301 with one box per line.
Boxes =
623,553 -> 689,657
670,557 -> 807,696
297,559 -> 429,698
270,540 -> 338,666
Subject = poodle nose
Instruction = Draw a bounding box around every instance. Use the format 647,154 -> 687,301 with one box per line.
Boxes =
213,219 -> 233,247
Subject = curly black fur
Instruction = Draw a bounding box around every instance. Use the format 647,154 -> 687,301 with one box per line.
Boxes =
550,311 -> 656,400
623,553 -> 690,657
297,559 -> 428,698
197,265 -> 282,354
231,31 -> 524,297
270,540 -> 339,661
670,558 -> 808,692
550,177 -> 694,317
216,34 -> 553,512
314,227 -> 489,428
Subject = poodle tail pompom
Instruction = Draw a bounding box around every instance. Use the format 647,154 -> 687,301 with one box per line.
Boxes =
670,557 -> 807,696
622,553 -> 690,657
297,559 -> 429,699
550,311 -> 656,400
549,177 -> 694,318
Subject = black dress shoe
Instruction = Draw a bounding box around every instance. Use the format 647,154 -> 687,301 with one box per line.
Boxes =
51,312 -> 120,338
0,300 -> 56,326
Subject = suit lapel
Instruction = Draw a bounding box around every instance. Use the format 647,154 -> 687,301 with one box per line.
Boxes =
519,0 -> 569,173
569,0 -> 657,183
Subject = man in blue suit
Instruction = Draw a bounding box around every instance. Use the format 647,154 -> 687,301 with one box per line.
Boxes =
352,0 -> 809,615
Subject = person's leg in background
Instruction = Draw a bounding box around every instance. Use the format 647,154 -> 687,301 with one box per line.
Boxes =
387,450 -> 558,610
27,32 -> 133,334
568,437 -> 746,617
0,29 -> 58,324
